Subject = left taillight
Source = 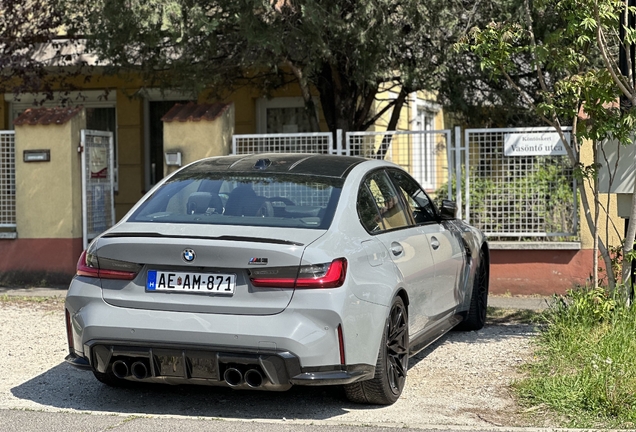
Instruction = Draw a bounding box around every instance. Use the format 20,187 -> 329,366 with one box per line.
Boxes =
250,258 -> 347,289
76,250 -> 140,280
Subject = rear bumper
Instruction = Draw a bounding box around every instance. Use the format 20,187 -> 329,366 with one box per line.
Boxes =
65,341 -> 374,389
65,278 -> 380,388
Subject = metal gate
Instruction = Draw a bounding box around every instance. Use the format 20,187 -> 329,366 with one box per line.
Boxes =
81,130 -> 116,249
0,131 -> 15,238
461,127 -> 577,239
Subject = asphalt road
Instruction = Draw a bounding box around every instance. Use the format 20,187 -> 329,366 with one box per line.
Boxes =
0,409 -> 564,432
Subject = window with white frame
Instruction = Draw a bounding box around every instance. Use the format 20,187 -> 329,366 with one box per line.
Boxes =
411,98 -> 439,190
255,97 -> 319,133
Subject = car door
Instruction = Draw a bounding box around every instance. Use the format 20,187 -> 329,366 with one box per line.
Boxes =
387,169 -> 465,318
358,170 -> 436,336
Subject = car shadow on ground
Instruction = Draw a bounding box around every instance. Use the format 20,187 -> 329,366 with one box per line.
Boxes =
11,363 -> 365,419
10,323 -> 535,420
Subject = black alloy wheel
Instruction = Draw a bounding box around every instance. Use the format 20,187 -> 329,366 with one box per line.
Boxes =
344,296 -> 409,405
385,298 -> 408,395
457,248 -> 489,331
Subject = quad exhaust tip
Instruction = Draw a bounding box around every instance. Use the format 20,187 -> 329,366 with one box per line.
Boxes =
244,369 -> 264,388
131,361 -> 149,380
223,368 -> 243,387
111,360 -> 129,379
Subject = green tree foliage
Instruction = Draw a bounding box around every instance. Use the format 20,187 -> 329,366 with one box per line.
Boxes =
461,0 -> 636,293
67,0 -> 461,133
0,0 -> 85,99
439,0 -> 547,127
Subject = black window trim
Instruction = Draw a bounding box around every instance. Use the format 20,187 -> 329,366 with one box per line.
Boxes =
385,168 -> 441,227
357,168 -> 417,235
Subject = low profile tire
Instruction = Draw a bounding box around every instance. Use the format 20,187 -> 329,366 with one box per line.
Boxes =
344,296 -> 409,405
456,248 -> 489,331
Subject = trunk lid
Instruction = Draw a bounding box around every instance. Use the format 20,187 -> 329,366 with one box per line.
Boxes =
96,224 -> 324,315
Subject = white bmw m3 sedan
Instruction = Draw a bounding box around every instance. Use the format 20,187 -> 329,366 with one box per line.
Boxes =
65,153 -> 489,405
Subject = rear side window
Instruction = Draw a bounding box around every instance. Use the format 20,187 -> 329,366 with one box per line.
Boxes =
129,172 -> 343,229
357,186 -> 383,232
362,171 -> 410,231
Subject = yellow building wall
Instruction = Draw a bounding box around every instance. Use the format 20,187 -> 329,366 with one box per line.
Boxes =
579,139 -> 623,250
163,104 -> 235,177
14,112 -> 85,239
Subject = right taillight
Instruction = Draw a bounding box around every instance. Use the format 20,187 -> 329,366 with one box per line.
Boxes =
76,250 -> 140,280
250,258 -> 347,289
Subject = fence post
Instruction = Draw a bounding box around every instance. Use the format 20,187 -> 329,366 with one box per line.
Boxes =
231,135 -> 237,155
465,129 -> 470,224
454,126 -> 463,221
445,130 -> 452,201
336,129 -> 343,155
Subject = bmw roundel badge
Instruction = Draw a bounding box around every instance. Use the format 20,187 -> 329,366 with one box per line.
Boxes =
182,249 -> 196,263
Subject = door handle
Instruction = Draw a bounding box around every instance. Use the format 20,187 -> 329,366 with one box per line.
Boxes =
430,236 -> 440,250
390,242 -> 404,256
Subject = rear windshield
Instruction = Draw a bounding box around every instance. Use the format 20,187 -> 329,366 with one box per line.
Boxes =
129,171 -> 343,229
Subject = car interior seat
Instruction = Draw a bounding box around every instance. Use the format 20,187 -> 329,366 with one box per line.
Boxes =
224,185 -> 267,216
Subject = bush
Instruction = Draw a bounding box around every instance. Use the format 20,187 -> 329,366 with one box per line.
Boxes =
515,286 -> 636,428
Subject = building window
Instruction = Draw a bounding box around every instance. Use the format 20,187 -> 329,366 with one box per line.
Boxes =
411,99 -> 439,190
256,97 -> 319,133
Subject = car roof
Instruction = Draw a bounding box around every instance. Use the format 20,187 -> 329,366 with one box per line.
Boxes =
185,153 -> 369,178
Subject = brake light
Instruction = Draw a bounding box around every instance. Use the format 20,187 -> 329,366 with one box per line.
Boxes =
295,258 -> 347,288
250,258 -> 347,289
76,250 -> 139,280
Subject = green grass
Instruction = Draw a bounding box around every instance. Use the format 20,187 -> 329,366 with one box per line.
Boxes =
514,287 -> 636,429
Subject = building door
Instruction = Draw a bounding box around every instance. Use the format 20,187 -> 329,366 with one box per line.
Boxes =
147,100 -> 189,187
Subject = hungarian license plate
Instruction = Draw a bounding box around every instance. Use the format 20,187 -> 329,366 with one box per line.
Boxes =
146,270 -> 236,295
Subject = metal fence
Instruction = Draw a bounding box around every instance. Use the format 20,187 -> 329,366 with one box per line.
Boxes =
232,132 -> 341,155
346,130 -> 451,194
463,127 -> 577,239
0,131 -> 16,234
230,127 -> 577,240
231,130 -> 451,196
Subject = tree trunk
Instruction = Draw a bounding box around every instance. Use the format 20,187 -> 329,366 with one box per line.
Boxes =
285,61 -> 321,132
374,88 -> 408,159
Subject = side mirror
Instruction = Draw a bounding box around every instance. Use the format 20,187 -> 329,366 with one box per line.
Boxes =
440,200 -> 457,220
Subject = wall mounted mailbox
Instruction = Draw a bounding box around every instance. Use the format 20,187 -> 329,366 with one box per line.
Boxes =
23,150 -> 51,162
165,151 -> 182,166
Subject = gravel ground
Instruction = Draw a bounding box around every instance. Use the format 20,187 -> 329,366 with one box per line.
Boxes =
0,299 -> 539,428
